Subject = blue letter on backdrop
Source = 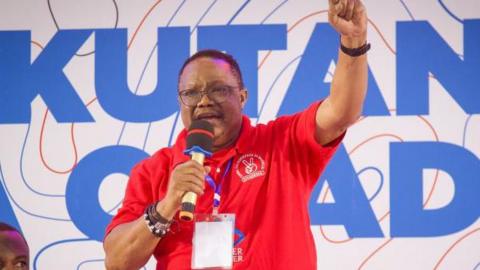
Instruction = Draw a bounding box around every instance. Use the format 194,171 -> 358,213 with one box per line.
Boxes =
66,146 -> 149,241
397,20 -> 480,115
95,27 -> 189,122
309,145 -> 384,237
198,25 -> 287,117
390,142 -> 480,237
0,30 -> 94,123
279,23 -> 388,116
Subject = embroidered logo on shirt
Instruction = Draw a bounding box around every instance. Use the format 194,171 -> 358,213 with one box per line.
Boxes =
235,153 -> 265,182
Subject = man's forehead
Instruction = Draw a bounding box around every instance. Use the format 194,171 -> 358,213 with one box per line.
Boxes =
180,57 -> 236,86
0,231 -> 28,254
186,56 -> 230,69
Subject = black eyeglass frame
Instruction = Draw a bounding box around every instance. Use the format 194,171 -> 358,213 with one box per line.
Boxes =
178,84 -> 240,107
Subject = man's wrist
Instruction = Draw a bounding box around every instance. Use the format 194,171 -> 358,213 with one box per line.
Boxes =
340,34 -> 367,49
155,199 -> 177,221
145,202 -> 173,237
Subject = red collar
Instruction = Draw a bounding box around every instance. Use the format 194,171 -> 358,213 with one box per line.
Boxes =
171,115 -> 253,167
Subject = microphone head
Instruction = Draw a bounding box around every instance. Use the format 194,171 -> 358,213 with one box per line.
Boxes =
185,120 -> 214,155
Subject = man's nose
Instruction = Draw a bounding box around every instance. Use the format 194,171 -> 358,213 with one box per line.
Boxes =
197,91 -> 213,106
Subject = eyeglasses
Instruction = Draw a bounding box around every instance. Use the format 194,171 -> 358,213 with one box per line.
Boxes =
178,84 -> 238,107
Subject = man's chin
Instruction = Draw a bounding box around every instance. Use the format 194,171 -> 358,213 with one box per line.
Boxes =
201,117 -> 223,127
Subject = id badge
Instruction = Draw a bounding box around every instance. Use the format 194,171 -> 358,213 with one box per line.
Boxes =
192,213 -> 235,269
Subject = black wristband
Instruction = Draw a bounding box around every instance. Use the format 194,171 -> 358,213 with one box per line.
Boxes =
149,201 -> 171,224
340,42 -> 371,57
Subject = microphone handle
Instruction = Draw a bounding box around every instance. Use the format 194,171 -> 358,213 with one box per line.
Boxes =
179,151 -> 206,221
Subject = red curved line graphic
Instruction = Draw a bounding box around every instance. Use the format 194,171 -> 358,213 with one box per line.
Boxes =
31,40 -> 45,50
367,18 -> 396,54
258,51 -> 272,70
258,10 -> 328,70
38,0 -> 164,174
357,238 -> 393,270
320,116 -> 441,245
433,227 -> 480,269
319,134 -> 404,244
353,116 -> 442,268
39,109 -> 78,174
259,10 -> 397,69
416,115 -> 440,205
417,115 -> 440,141
127,0 -> 163,49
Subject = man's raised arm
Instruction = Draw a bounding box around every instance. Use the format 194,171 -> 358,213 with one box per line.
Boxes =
315,0 -> 368,145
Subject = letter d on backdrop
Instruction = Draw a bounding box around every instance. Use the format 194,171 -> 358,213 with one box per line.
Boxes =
390,142 -> 480,237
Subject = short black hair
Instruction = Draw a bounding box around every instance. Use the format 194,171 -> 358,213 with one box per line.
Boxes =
0,222 -> 28,247
0,222 -> 19,232
178,49 -> 245,89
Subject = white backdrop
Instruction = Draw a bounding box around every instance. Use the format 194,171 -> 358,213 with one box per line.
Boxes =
0,0 -> 479,269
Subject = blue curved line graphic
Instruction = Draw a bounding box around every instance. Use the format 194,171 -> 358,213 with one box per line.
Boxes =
33,238 -> 90,270
76,259 -> 104,270
166,0 -> 187,26
168,112 -> 181,147
227,0 -> 250,25
257,55 -> 302,123
438,0 -> 463,24
0,162 -> 70,221
191,0 -> 218,34
117,0 -> 185,146
256,0 -> 290,123
473,261 -> 480,270
462,115 -> 473,147
357,166 -> 385,202
132,41 -> 158,148
76,258 -> 147,270
116,122 -> 127,145
399,0 -> 415,20
143,123 -> 153,151
145,0 -> 219,148
116,39 -> 159,146
77,258 -> 148,270
19,123 -> 64,197
167,1 -> 220,146
106,198 -> 123,214
260,0 -> 288,24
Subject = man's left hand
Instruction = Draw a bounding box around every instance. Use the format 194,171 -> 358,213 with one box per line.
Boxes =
328,0 -> 367,46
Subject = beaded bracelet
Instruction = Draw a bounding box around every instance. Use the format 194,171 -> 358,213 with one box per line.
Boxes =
144,202 -> 172,237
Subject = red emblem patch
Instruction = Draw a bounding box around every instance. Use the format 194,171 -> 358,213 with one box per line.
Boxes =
235,153 -> 266,182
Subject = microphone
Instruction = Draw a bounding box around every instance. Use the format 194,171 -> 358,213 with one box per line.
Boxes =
179,120 -> 214,221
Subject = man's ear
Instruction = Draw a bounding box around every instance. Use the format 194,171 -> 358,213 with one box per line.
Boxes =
240,88 -> 248,109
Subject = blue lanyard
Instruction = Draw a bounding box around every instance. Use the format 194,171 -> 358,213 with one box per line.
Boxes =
205,159 -> 233,211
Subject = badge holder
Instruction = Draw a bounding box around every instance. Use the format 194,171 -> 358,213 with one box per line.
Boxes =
192,213 -> 235,269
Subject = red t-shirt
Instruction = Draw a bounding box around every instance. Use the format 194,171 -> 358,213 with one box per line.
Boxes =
105,102 -> 343,270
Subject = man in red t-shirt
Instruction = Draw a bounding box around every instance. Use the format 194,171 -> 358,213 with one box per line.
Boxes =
104,0 -> 369,269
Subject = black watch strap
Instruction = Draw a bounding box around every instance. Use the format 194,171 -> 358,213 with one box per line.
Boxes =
340,42 -> 371,57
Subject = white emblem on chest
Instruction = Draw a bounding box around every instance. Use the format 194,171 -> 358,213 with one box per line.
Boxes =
235,153 -> 266,182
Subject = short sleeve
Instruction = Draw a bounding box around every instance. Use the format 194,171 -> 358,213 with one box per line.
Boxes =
104,159 -> 154,237
273,101 -> 345,189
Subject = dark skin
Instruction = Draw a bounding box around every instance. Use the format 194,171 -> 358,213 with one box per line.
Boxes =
161,57 -> 249,214
103,57 -> 249,270
104,1 -> 367,268
0,231 -> 29,270
178,57 -> 248,152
